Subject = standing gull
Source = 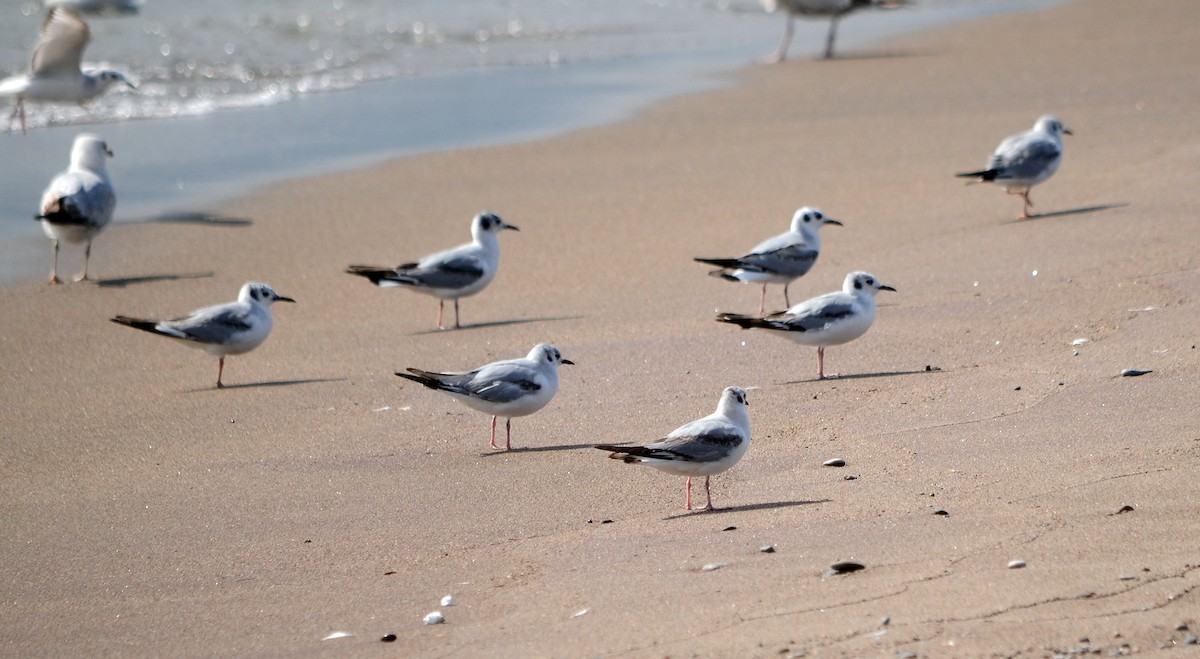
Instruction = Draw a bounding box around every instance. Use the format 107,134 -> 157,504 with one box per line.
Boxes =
1,8 -> 136,133
595,387 -> 751,512
396,344 -> 573,451
716,271 -> 894,380
110,282 -> 296,389
956,115 -> 1072,219
36,133 -> 115,284
347,212 -> 519,330
695,206 -> 842,314
762,0 -> 907,62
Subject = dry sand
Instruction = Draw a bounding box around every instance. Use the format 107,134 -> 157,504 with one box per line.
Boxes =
3,0 -> 1200,655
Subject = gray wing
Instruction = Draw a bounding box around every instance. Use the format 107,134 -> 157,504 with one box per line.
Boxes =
40,173 -> 115,229
464,362 -> 543,403
648,427 -> 745,463
780,296 -> 856,331
31,9 -> 89,76
989,136 -> 1061,179
159,305 -> 252,344
399,253 -> 485,290
739,243 -> 819,277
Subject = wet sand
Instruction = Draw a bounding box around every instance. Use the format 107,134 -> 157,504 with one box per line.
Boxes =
2,0 -> 1199,655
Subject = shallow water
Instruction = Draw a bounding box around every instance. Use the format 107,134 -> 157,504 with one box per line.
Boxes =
0,0 -> 1054,282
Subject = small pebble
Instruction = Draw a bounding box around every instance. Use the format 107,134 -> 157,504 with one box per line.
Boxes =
702,562 -> 728,572
844,474 -> 859,481
1176,623 -> 1189,632
1185,635 -> 1198,645
573,608 -> 590,618
380,634 -> 397,642
440,595 -> 455,607
423,611 -> 445,625
1121,368 -> 1152,377
1113,504 -> 1135,514
760,545 -> 776,554
1072,338 -> 1089,346
825,560 -> 865,576
823,458 -> 846,467
722,525 -> 737,531
1008,559 -> 1026,569
880,616 -> 891,627
322,631 -> 354,641
1014,386 -> 1022,391
1118,574 -> 1137,581
933,509 -> 949,516
898,652 -> 917,659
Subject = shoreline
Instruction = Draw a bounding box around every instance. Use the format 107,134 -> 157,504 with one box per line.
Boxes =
1,0 -> 1054,284
4,0 -> 1200,656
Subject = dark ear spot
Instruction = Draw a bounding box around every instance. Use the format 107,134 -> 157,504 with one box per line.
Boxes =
854,280 -> 863,290
814,212 -> 823,220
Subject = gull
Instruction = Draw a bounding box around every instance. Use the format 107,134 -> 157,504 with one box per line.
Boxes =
110,282 -> 296,389
1,8 -> 136,133
716,271 -> 894,380
396,344 -> 573,450
595,387 -> 751,512
695,206 -> 842,314
36,133 -> 115,284
762,0 -> 908,61
43,0 -> 142,16
956,115 -> 1072,219
347,212 -> 519,329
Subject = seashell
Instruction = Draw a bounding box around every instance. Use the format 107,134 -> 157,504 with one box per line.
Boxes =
423,611 -> 445,625
321,631 -> 354,641
1120,369 -> 1152,377
1007,559 -> 1026,569
440,595 -> 455,607
823,458 -> 846,467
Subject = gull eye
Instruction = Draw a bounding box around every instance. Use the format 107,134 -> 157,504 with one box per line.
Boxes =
865,278 -> 875,286
814,212 -> 823,220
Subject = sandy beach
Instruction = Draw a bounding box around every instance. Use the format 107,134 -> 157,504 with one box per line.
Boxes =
3,0 -> 1200,655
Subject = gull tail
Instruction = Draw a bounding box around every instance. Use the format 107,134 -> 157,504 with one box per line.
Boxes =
716,312 -> 798,332
594,444 -> 664,463
694,257 -> 742,269
396,369 -> 459,394
955,168 -> 999,183
346,265 -> 399,286
110,315 -> 162,335
36,199 -> 89,226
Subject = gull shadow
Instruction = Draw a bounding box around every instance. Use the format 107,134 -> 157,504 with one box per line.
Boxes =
187,377 -> 345,392
479,442 -> 599,457
782,368 -> 937,385
664,498 -> 832,520
139,211 -> 253,227
822,49 -> 917,61
411,316 -> 583,336
97,272 -> 214,288
1000,203 -> 1128,224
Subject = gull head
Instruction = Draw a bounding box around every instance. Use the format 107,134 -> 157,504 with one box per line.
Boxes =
528,343 -> 574,368
1034,115 -> 1072,138
70,133 -> 113,171
721,386 -> 749,409
240,282 -> 297,306
844,271 -> 896,296
790,206 -> 843,233
87,68 -> 137,92
473,211 -> 520,238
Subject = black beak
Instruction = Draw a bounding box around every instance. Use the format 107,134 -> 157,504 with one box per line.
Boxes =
561,359 -> 575,365
824,218 -> 843,226
276,295 -> 297,303
1063,128 -> 1073,136
879,285 -> 897,292
503,223 -> 521,232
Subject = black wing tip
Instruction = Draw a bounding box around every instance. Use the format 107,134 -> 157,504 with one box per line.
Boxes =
715,312 -> 759,329
395,369 -> 445,390
110,315 -> 159,333
955,169 -> 999,181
